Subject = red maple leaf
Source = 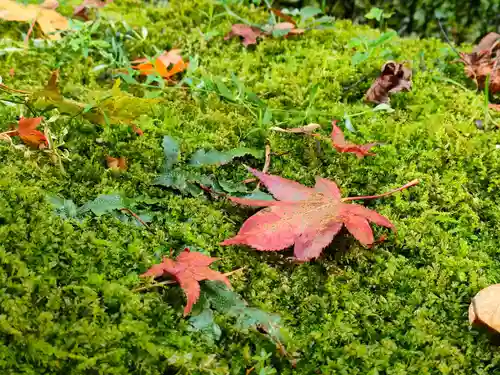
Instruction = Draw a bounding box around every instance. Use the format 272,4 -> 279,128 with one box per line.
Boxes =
222,168 -> 418,261
330,121 -> 377,158
224,22 -> 304,47
141,248 -> 231,316
131,50 -> 188,80
224,24 -> 264,46
7,117 -> 48,149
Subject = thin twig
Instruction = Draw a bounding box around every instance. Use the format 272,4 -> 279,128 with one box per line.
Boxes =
342,179 -> 420,202
24,18 -> 36,47
256,144 -> 271,189
133,267 -> 247,292
436,18 -> 464,61
0,84 -> 31,94
120,208 -> 150,228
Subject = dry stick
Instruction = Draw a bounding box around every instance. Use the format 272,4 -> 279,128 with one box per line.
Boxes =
243,144 -> 272,185
0,84 -> 31,94
255,144 -> 271,189
120,208 -> 150,228
24,18 -> 37,47
342,179 -> 420,202
133,267 -> 247,292
436,18 -> 464,62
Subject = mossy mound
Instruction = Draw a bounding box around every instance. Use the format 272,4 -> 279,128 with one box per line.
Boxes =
1,0 -> 500,373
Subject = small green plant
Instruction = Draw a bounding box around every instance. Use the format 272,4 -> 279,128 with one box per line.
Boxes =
347,30 -> 397,65
48,193 -> 155,227
364,7 -> 393,29
154,135 -> 271,198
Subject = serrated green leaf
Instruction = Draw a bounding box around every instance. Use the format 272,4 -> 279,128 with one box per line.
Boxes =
47,195 -> 79,219
162,136 -> 180,170
218,180 -> 249,193
80,194 -> 129,216
189,148 -> 263,167
188,308 -> 221,342
202,281 -> 247,313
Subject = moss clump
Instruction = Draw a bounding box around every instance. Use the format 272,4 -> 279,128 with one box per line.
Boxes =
1,0 -> 500,373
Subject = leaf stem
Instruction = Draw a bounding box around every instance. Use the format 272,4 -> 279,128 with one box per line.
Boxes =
342,179 -> 420,202
133,267 -> 247,292
120,208 -> 150,228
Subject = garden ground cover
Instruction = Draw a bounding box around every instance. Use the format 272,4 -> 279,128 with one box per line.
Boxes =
2,0 -> 500,374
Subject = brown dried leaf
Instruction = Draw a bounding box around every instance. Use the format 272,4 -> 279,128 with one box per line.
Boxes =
224,24 -> 264,46
469,284 -> 500,333
459,33 -> 500,93
365,61 -> 412,104
473,32 -> 500,53
0,0 -> 68,40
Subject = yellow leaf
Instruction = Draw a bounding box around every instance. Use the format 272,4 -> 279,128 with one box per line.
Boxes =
0,0 -> 68,40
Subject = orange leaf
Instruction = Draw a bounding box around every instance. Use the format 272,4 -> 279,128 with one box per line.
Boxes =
141,248 -> 231,316
132,50 -> 188,80
12,117 -> 48,149
106,156 -> 127,171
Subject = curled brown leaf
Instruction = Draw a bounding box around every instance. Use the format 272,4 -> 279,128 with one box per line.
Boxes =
458,33 -> 500,93
365,61 -> 412,104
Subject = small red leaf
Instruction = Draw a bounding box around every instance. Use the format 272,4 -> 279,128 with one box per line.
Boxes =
224,24 -> 264,46
140,249 -> 231,316
12,117 -> 47,149
331,121 -> 377,158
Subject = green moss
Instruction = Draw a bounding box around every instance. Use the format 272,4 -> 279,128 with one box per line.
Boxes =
1,0 -> 500,373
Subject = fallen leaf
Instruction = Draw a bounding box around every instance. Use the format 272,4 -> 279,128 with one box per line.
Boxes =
330,121 -> 377,158
271,8 -> 296,25
40,0 -> 59,9
270,123 -> 321,134
473,32 -> 500,53
224,24 -> 264,46
365,61 -> 412,104
132,49 -> 188,80
9,117 -> 47,149
459,33 -> 500,93
141,249 -> 231,315
469,284 -> 500,333
488,103 -> 500,111
106,156 -> 127,171
225,21 -> 304,47
266,22 -> 304,36
131,124 -> 144,136
0,0 -> 69,40
73,0 -> 111,20
221,167 -> 418,261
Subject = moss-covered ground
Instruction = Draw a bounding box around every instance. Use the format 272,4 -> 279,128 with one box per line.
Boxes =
2,0 -> 500,373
